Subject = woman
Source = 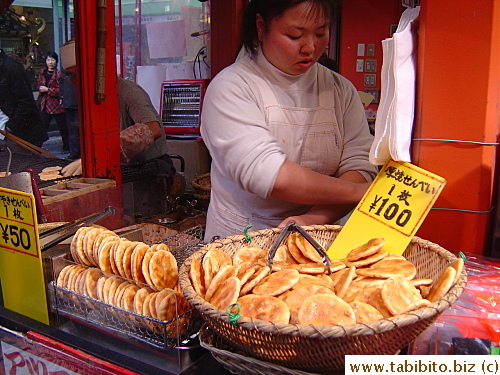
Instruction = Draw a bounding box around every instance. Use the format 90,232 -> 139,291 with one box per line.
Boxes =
37,51 -> 69,152
200,0 -> 378,241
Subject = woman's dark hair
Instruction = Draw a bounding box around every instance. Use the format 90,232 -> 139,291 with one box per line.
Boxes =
242,0 -> 334,55
45,51 -> 59,64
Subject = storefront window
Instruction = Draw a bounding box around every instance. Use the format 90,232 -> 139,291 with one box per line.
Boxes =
115,0 -> 210,82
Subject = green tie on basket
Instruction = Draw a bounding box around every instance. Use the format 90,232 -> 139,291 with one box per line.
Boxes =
227,303 -> 241,327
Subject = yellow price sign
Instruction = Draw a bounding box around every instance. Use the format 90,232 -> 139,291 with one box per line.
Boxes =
328,159 -> 446,259
0,187 -> 49,324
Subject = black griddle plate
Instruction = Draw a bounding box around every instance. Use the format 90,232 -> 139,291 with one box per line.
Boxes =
0,150 -> 77,188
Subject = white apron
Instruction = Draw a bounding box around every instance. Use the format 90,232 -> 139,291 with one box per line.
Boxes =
205,63 -> 343,241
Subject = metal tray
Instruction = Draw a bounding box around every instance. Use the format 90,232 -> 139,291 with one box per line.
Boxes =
50,278 -> 202,350
48,225 -> 205,350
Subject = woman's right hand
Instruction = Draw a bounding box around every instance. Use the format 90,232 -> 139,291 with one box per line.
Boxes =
39,85 -> 48,93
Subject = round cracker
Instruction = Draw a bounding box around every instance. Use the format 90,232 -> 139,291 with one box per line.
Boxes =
149,243 -> 170,252
155,289 -> 176,320
205,264 -> 235,302
272,261 -> 327,275
122,284 -> 140,312
110,238 -> 130,276
84,267 -> 103,299
411,278 -> 434,287
114,282 -> 133,308
295,235 -> 323,263
210,276 -> 241,311
274,244 -> 297,264
67,265 -> 86,292
293,274 -> 334,291
71,227 -> 93,264
101,275 -> 120,304
202,255 -> 219,290
238,264 -> 260,286
347,250 -> 389,268
349,301 -> 384,323
285,285 -> 335,324
149,250 -> 178,290
450,258 -> 464,285
204,248 -> 232,267
233,246 -> 267,265
347,238 -> 385,262
381,276 -> 425,315
98,238 -> 119,274
356,257 -> 416,280
93,231 -> 119,267
240,266 -> 271,296
57,265 -> 77,288
237,294 -> 290,324
286,233 -> 311,264
142,249 -> 157,288
298,293 -> 356,326
121,242 -> 141,280
148,292 -> 160,319
142,292 -> 156,317
363,283 -> 393,318
252,269 -> 300,296
334,265 -> 356,298
427,266 -> 456,303
134,287 -> 153,314
42,166 -> 62,172
39,173 -> 61,181
189,258 -> 205,298
107,278 -> 127,306
131,243 -> 149,284
82,228 -> 104,266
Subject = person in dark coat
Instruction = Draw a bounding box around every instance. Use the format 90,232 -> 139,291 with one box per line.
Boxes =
0,48 -> 48,153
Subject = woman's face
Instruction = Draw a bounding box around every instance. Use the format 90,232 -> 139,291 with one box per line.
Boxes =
46,56 -> 57,70
257,2 -> 329,75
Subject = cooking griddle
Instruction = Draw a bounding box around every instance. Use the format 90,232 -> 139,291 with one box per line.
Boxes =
0,149 -> 77,188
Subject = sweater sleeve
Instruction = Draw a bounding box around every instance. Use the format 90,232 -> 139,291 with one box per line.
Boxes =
201,70 -> 286,198
332,72 -> 378,182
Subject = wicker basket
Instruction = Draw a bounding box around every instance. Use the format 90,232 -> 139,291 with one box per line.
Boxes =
191,173 -> 211,200
199,324 -> 322,375
179,225 -> 467,374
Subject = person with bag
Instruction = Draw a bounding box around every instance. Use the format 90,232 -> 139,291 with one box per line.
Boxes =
200,0 -> 378,241
37,51 -> 69,153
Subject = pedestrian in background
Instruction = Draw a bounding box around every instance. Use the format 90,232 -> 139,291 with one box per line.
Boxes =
37,51 -> 69,153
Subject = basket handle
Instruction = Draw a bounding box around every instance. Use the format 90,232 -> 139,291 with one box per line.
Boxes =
266,221 -> 332,274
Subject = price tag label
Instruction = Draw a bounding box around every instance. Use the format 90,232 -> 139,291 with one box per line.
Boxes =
0,187 -> 49,325
327,159 -> 446,259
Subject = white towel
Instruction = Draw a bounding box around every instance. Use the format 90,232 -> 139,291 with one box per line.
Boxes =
369,6 -> 420,165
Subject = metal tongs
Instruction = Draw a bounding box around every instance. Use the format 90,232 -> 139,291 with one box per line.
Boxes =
266,221 -> 332,274
39,206 -> 116,251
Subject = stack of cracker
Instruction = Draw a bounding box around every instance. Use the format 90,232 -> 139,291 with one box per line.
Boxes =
56,226 -> 191,338
38,166 -> 64,181
189,234 -> 464,326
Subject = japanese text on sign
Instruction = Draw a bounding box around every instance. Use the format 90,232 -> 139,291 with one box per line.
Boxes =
0,189 -> 38,257
356,162 -> 446,237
